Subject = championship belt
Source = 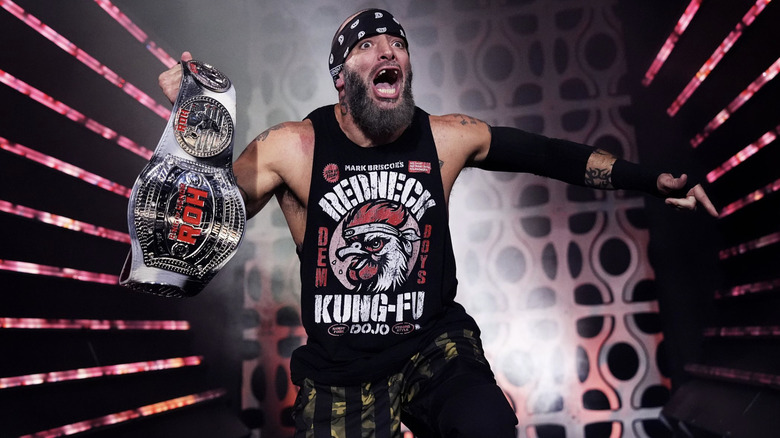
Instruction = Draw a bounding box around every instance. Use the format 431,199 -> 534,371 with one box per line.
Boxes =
119,60 -> 246,297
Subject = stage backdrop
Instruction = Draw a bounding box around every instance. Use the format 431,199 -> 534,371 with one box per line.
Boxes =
232,1 -> 668,437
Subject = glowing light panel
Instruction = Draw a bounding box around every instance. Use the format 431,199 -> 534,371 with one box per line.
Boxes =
667,0 -> 771,116
0,318 -> 190,330
0,0 -> 170,119
94,0 -> 177,68
686,364 -> 780,389
718,178 -> 780,218
0,137 -> 132,197
0,356 -> 202,389
719,231 -> 780,260
715,278 -> 780,299
691,56 -> 780,148
0,200 -> 130,243
707,126 -> 779,183
0,260 -> 119,284
0,69 -> 153,160
703,326 -> 780,337
642,0 -> 702,87
19,389 -> 225,438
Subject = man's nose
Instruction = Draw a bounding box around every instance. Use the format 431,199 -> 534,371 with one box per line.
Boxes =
376,38 -> 395,60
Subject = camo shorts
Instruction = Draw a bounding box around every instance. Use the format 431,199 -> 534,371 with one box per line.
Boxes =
292,329 -> 518,438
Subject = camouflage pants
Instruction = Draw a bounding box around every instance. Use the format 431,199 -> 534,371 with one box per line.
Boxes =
292,330 -> 518,438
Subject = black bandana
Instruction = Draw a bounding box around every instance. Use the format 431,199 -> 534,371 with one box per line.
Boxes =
329,9 -> 407,86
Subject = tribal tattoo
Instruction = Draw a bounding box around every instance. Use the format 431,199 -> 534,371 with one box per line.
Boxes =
584,167 -> 612,188
584,149 -> 615,189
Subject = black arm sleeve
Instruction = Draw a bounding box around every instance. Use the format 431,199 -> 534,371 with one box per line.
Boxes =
479,126 -> 669,197
477,126 -> 594,186
611,159 -> 663,197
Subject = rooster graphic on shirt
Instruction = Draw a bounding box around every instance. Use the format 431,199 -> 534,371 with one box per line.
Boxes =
333,200 -> 421,293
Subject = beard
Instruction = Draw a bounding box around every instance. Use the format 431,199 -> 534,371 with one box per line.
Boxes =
343,66 -> 415,141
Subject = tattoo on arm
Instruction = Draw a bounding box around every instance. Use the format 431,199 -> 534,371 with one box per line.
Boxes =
584,149 -> 615,189
458,115 -> 481,126
254,123 -> 284,142
584,167 -> 612,188
439,160 -> 444,169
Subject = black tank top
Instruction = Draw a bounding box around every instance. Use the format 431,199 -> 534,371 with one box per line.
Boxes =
291,105 -> 478,385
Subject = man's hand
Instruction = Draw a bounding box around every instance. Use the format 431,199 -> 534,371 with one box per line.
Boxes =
657,173 -> 719,217
158,51 -> 193,104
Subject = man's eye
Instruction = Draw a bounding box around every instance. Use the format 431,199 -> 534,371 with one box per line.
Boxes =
360,41 -> 372,49
393,41 -> 405,49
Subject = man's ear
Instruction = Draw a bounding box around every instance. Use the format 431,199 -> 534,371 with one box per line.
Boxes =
335,73 -> 345,91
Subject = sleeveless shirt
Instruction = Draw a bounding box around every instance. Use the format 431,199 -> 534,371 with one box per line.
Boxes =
291,105 -> 478,385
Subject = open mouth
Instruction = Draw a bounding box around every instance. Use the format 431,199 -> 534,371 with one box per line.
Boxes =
372,68 -> 401,98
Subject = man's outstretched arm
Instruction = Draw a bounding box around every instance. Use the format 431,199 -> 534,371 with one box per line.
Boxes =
473,126 -> 719,217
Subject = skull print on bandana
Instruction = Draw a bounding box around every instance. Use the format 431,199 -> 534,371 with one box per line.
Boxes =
328,9 -> 408,86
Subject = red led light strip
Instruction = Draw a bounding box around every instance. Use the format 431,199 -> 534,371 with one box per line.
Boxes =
0,356 -> 202,389
0,0 -> 170,119
0,200 -> 131,243
19,388 -> 225,438
715,278 -> 780,299
718,177 -> 780,218
0,260 -> 119,285
93,0 -> 177,68
642,0 -> 702,87
719,231 -> 780,260
667,0 -> 771,115
686,364 -> 780,390
0,317 -> 189,330
0,137 -> 132,197
691,56 -> 780,148
707,125 -> 779,183
0,68 -> 152,160
703,325 -> 780,337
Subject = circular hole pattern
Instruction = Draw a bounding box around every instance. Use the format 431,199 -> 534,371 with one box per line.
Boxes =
607,342 -> 639,380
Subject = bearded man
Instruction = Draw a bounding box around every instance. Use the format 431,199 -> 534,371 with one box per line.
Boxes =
158,8 -> 717,438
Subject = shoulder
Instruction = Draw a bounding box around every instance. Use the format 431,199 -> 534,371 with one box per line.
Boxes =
430,113 -> 490,140
253,120 -> 314,147
429,113 -> 491,161
430,113 -> 488,129
236,120 -> 314,177
249,120 -> 315,162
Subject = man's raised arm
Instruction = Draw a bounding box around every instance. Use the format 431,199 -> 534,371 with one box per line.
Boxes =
157,52 -> 289,219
